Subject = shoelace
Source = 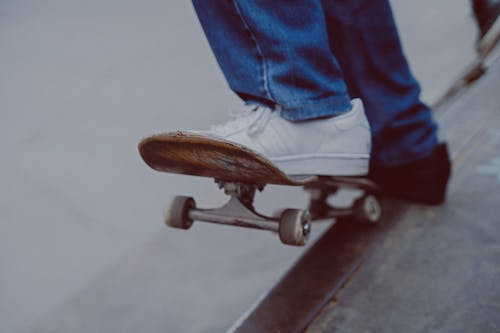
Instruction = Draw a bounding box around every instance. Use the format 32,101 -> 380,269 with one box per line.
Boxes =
209,104 -> 275,137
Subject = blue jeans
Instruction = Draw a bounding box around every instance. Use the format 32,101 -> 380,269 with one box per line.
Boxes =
192,0 -> 439,167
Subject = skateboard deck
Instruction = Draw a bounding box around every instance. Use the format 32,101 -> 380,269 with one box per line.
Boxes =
138,131 -> 378,190
138,131 -> 381,246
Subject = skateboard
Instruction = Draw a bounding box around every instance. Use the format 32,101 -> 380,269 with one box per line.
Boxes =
138,131 -> 382,246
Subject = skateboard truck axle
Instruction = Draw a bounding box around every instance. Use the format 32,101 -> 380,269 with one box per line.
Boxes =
165,182 -> 311,246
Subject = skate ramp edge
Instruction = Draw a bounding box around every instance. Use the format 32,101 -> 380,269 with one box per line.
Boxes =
229,57 -> 500,333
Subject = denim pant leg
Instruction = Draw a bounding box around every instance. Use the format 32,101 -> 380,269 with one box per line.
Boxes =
191,0 -> 352,121
321,0 -> 439,166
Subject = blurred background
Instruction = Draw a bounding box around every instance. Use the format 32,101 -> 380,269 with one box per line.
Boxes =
1,0 -> 477,332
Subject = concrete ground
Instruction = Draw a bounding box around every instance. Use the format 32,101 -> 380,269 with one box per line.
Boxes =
307,56 -> 500,333
0,1 -> 477,332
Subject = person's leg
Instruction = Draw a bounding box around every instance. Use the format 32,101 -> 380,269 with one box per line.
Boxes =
190,0 -> 450,202
191,0 -> 372,176
321,0 -> 450,203
321,0 -> 436,166
191,0 -> 352,120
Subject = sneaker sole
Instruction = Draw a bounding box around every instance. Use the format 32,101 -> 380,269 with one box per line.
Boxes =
270,154 -> 370,176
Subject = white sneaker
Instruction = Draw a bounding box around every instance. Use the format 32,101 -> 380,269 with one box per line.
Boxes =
195,98 -> 371,176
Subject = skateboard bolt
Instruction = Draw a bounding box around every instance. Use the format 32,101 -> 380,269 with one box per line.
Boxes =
303,222 -> 311,237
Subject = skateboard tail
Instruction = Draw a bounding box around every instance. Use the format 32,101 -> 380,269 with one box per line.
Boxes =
138,132 -> 297,185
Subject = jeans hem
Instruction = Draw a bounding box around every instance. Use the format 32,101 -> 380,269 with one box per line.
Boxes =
278,95 -> 352,121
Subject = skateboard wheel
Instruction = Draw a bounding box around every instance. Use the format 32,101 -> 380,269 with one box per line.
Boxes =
165,196 -> 195,229
353,194 -> 381,223
279,209 -> 311,246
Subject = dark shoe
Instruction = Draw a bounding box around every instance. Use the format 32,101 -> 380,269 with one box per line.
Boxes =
369,143 -> 451,205
473,0 -> 500,54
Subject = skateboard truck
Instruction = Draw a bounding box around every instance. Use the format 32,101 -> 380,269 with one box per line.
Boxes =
306,183 -> 382,224
165,181 -> 311,246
